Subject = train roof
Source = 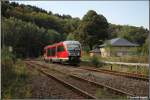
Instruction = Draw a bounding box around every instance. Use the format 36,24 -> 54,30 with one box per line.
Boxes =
44,41 -> 80,49
63,41 -> 80,45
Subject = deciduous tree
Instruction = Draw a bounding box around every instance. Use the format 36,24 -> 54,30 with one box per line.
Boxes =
78,10 -> 109,50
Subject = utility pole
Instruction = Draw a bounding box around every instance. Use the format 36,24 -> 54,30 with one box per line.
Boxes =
148,32 -> 150,99
8,46 -> 13,52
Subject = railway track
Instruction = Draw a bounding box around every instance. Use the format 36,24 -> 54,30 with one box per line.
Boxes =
35,59 -> 148,82
25,60 -> 136,98
26,61 -> 96,99
78,67 -> 149,81
26,64 -> 87,99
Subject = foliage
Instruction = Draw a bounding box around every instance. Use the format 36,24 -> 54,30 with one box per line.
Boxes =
108,24 -> 149,45
62,18 -> 80,34
2,1 -> 62,32
105,40 -> 113,53
1,1 -> 81,58
1,1 -> 149,58
1,47 -> 32,99
141,37 -> 149,55
90,56 -> 101,67
2,17 -> 63,57
66,33 -> 76,40
47,29 -> 63,43
82,46 -> 90,53
78,10 -> 109,50
81,51 -> 91,61
101,55 -> 148,63
2,1 -> 80,35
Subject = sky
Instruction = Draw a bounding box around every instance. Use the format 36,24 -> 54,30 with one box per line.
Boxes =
13,1 -> 149,29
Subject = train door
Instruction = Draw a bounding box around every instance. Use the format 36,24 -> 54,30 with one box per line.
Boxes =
51,47 -> 56,57
47,48 -> 51,57
51,46 -> 58,62
43,48 -> 47,61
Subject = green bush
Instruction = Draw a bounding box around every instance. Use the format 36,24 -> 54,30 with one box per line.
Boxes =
90,56 -> 100,67
83,46 -> 90,53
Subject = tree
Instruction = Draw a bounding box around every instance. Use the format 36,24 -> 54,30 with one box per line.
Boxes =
2,1 -> 64,34
1,17 -> 64,58
78,10 -> 109,50
107,24 -> 149,46
142,37 -> 149,55
61,18 -> 80,35
67,33 -> 75,40
46,29 -> 62,44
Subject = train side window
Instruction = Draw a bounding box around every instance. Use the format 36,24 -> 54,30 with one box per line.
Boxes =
47,48 -> 51,56
44,49 -> 46,54
51,47 -> 56,56
57,46 -> 65,52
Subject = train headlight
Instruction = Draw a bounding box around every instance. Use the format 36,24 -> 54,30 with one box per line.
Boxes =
68,52 -> 71,56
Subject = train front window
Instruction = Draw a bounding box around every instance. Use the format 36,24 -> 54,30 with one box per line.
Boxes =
67,44 -> 80,51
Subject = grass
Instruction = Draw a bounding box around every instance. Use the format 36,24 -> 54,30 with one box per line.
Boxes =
81,51 -> 91,61
81,51 -> 148,63
100,56 -> 148,63
100,64 -> 149,76
95,88 -> 127,99
81,51 -> 149,75
2,59 -> 32,99
1,48 -> 32,99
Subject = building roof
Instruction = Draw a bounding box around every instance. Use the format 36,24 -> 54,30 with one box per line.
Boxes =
99,38 -> 139,47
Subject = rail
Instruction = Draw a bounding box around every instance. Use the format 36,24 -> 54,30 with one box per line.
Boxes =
79,67 -> 149,81
25,61 -> 97,99
27,61 -> 135,97
82,60 -> 149,67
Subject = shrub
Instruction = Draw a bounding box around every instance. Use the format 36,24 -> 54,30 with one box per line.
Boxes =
83,46 -> 90,53
90,56 -> 100,67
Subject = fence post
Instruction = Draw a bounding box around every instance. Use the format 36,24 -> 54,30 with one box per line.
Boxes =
136,65 -> 138,74
110,65 -> 112,70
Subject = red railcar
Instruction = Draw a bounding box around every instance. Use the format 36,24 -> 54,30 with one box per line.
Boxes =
44,41 -> 81,64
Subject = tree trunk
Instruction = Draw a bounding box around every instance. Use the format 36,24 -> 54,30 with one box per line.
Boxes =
89,45 -> 93,50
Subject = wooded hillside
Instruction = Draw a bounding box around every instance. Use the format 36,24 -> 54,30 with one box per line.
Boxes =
2,1 -> 149,58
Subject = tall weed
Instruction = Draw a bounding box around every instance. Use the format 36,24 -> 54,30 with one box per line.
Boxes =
1,47 -> 32,99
